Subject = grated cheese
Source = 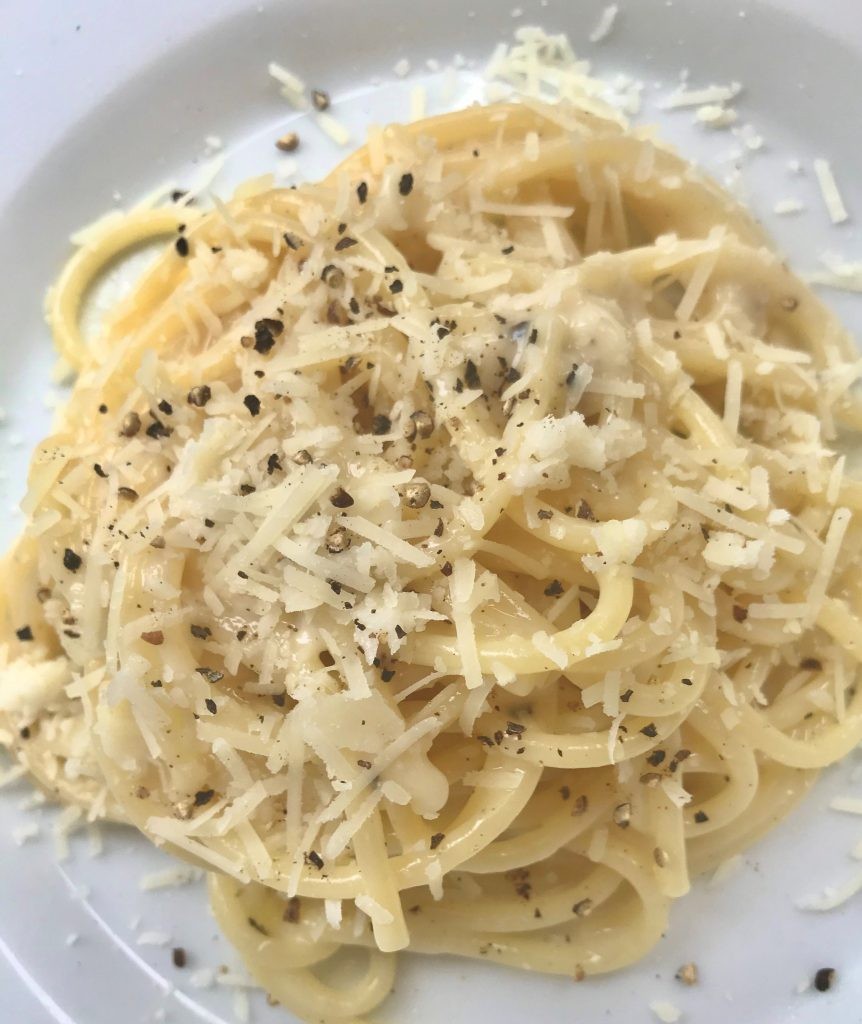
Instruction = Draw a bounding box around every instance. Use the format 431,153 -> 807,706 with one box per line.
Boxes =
813,159 -> 849,225
355,894 -> 395,926
826,456 -> 845,506
319,628 -> 372,699
661,779 -> 692,808
588,4 -> 619,43
341,515 -> 434,569
607,715 -> 623,765
267,61 -> 306,96
722,360 -> 743,433
146,818 -> 249,879
425,858 -> 444,901
661,82 -> 741,110
472,199 -> 574,219
695,104 -> 737,128
828,796 -> 862,815
806,255 -> 862,293
316,112 -> 351,147
449,560 -> 484,690
139,866 -> 204,891
675,487 -> 804,554
795,869 -> 862,911
703,532 -> 763,572
325,899 -> 343,929
650,1001 -> 682,1024
804,507 -> 851,626
773,198 -> 804,216
233,988 -> 251,1024
531,630 -> 568,669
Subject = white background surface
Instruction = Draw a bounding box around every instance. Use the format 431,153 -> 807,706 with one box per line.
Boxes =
1,1 -> 862,1022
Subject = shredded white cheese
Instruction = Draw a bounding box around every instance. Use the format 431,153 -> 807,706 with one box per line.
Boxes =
316,112 -> 351,146
828,796 -> 862,815
661,82 -> 741,110
773,198 -> 805,216
139,866 -> 204,891
588,4 -> 619,43
813,159 -> 849,225
795,869 -> 862,911
649,1001 -> 682,1024
695,104 -> 737,128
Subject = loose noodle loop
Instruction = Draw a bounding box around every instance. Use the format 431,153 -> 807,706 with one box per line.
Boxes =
2,101 -> 862,1022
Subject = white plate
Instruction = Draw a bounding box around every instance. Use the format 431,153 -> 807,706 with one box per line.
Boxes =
2,1 -> 862,1022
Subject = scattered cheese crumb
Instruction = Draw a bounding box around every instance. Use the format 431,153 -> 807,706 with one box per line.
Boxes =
531,630 -> 568,669
393,58 -> 411,78
325,899 -> 343,929
828,796 -> 862,815
806,254 -> 862,292
650,1000 -> 682,1023
695,104 -> 737,128
773,199 -> 805,215
316,112 -> 351,146
661,82 -> 741,109
139,866 -> 205,891
795,869 -> 862,911
589,4 -> 619,43
233,988 -> 251,1024
814,159 -> 849,224
267,61 -> 304,93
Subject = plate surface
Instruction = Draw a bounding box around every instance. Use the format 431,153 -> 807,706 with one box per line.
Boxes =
1,1 -> 862,1022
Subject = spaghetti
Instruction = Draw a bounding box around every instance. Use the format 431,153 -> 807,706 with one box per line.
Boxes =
2,101 -> 862,1022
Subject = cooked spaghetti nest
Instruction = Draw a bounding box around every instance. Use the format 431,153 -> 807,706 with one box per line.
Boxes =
3,100 -> 862,1022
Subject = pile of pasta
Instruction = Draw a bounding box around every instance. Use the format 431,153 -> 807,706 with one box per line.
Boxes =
2,101 -> 862,1022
